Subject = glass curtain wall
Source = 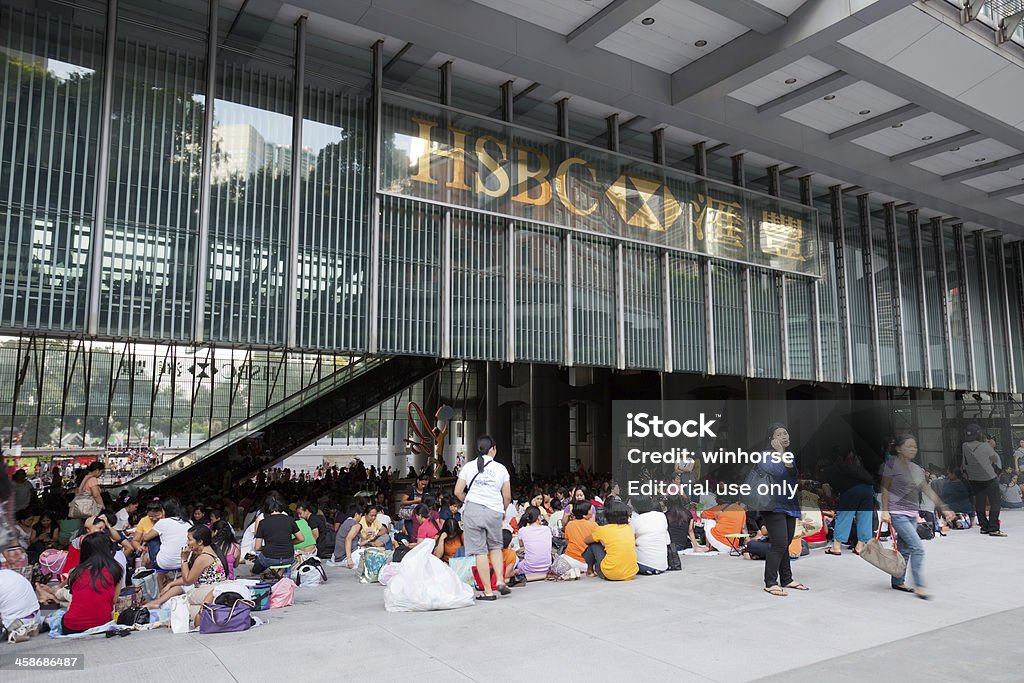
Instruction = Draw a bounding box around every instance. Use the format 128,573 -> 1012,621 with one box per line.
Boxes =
815,191 -> 844,383
785,276 -> 814,380
514,225 -> 563,363
870,205 -> 898,386
844,194 -> 873,384
920,221 -> 947,388
297,31 -> 372,351
0,1 -> 106,333
101,0 -> 208,341
749,268 -> 780,378
667,254 -> 705,373
943,225 -> 970,389
896,210 -> 924,387
712,262 -> 744,376
572,237 -> 616,367
622,246 -> 662,370
451,209 -> 506,360
205,11 -> 294,345
963,234 -> 990,390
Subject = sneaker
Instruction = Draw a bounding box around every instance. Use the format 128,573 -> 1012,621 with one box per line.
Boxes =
988,530 -> 1008,537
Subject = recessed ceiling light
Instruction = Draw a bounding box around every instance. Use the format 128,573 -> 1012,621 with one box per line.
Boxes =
891,123 -> 903,128
949,146 -> 960,152
784,78 -> 797,84
641,17 -> 655,25
823,94 -> 835,101
921,135 -> 933,141
858,109 -> 871,115
974,157 -> 986,162
694,39 -> 707,47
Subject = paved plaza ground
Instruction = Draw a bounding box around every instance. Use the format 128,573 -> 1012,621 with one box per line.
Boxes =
8,513 -> 1024,682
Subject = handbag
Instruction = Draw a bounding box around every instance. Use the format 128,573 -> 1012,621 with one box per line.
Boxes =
69,491 -> 100,519
860,524 -> 906,578
741,465 -> 776,511
399,506 -> 416,521
250,582 -> 273,611
199,599 -> 254,634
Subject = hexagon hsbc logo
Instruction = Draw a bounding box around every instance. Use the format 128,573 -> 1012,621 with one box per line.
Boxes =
605,174 -> 682,232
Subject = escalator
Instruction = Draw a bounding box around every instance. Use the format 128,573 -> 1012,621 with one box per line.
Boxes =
114,355 -> 442,494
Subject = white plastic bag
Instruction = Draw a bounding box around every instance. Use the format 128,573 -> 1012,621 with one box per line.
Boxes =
384,541 -> 475,612
168,595 -> 193,634
377,562 -> 401,586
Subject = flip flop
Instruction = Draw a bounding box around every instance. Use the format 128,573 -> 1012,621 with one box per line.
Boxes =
785,582 -> 809,591
824,549 -> 842,556
891,585 -> 915,593
498,585 -> 511,596
763,586 -> 787,597
476,594 -> 497,601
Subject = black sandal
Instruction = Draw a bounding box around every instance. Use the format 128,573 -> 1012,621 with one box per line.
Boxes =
476,594 -> 497,601
498,585 -> 511,596
891,585 -> 915,593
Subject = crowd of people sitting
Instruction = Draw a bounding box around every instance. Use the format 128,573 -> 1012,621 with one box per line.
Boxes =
1,423 -> 1022,640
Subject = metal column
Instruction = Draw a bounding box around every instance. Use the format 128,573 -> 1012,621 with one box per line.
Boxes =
799,174 -> 822,383
87,0 -> 120,336
662,251 -> 673,374
556,98 -> 569,138
779,274 -> 790,380
742,267 -> 754,378
883,202 -> 907,387
506,222 -> 516,363
564,233 -> 574,367
996,239 -> 1017,393
767,165 -> 780,197
976,231 -> 997,391
606,113 -> 619,153
192,0 -> 218,343
908,210 -> 933,388
652,128 -> 666,166
830,186 -> 853,384
858,194 -> 880,386
615,242 -> 626,369
731,154 -> 745,188
438,61 -> 453,359
285,15 -> 307,349
703,258 -> 716,375
953,224 -> 976,388
693,141 -> 707,177
367,41 -> 384,353
933,218 -> 955,387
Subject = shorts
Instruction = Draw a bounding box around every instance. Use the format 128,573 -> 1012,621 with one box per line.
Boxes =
462,502 -> 503,555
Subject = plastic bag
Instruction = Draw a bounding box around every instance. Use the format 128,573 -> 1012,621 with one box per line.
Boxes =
384,541 -> 475,612
269,577 -> 296,608
447,556 -> 476,586
377,562 -> 401,586
168,595 -> 193,634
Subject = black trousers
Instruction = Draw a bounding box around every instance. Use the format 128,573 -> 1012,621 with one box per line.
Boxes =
969,478 -> 1001,532
762,512 -> 796,588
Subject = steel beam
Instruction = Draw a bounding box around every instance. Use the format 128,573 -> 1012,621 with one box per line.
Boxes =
943,153 -> 1024,183
888,130 -> 986,165
756,70 -> 857,115
688,0 -> 786,34
829,103 -> 922,143
566,0 -> 659,47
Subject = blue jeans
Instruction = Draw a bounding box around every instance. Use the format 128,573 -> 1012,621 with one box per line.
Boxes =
890,515 -> 925,589
834,484 -> 874,545
252,553 -> 293,575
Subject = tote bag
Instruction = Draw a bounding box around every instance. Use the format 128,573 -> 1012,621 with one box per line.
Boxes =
860,524 -> 906,578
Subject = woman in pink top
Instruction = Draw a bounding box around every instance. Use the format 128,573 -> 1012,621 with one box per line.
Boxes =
516,507 -> 552,575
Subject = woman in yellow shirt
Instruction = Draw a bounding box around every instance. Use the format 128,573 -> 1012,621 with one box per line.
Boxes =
581,501 -> 638,581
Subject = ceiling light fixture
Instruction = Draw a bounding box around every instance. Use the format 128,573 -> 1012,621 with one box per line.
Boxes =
823,94 -> 835,101
949,147 -> 960,152
641,17 -> 655,25
891,123 -> 903,128
784,78 -> 797,84
694,39 -> 707,47
858,109 -> 871,115
974,157 -> 986,162
921,135 -> 933,140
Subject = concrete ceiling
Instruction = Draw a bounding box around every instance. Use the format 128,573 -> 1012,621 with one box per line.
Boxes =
276,0 -> 1024,234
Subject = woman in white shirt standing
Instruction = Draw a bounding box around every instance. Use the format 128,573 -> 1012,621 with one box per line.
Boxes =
630,496 -> 670,574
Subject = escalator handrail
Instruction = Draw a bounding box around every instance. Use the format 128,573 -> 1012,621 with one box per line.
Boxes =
114,356 -> 386,491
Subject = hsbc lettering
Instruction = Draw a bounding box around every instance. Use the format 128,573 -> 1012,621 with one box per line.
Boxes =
381,99 -> 817,274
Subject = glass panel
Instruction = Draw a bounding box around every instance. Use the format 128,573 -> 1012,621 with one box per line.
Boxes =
378,196 -> 441,356
622,246 -> 662,370
712,262 -> 744,376
814,188 -> 843,383
987,237 -> 1009,391
1006,249 -> 1024,390
920,221 -> 947,388
0,2 -> 106,333
871,207 -> 898,386
298,35 -> 371,351
668,254 -> 705,373
572,237 -> 615,367
514,225 -> 563,363
206,17 -> 295,344
944,226 -> 969,389
963,234 -> 990,390
844,195 -> 872,385
785,276 -> 814,380
101,0 -> 208,340
750,269 -> 780,378
451,209 -> 505,360
896,211 -> 923,387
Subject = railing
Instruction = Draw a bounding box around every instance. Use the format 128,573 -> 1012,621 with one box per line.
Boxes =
115,356 -> 386,491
